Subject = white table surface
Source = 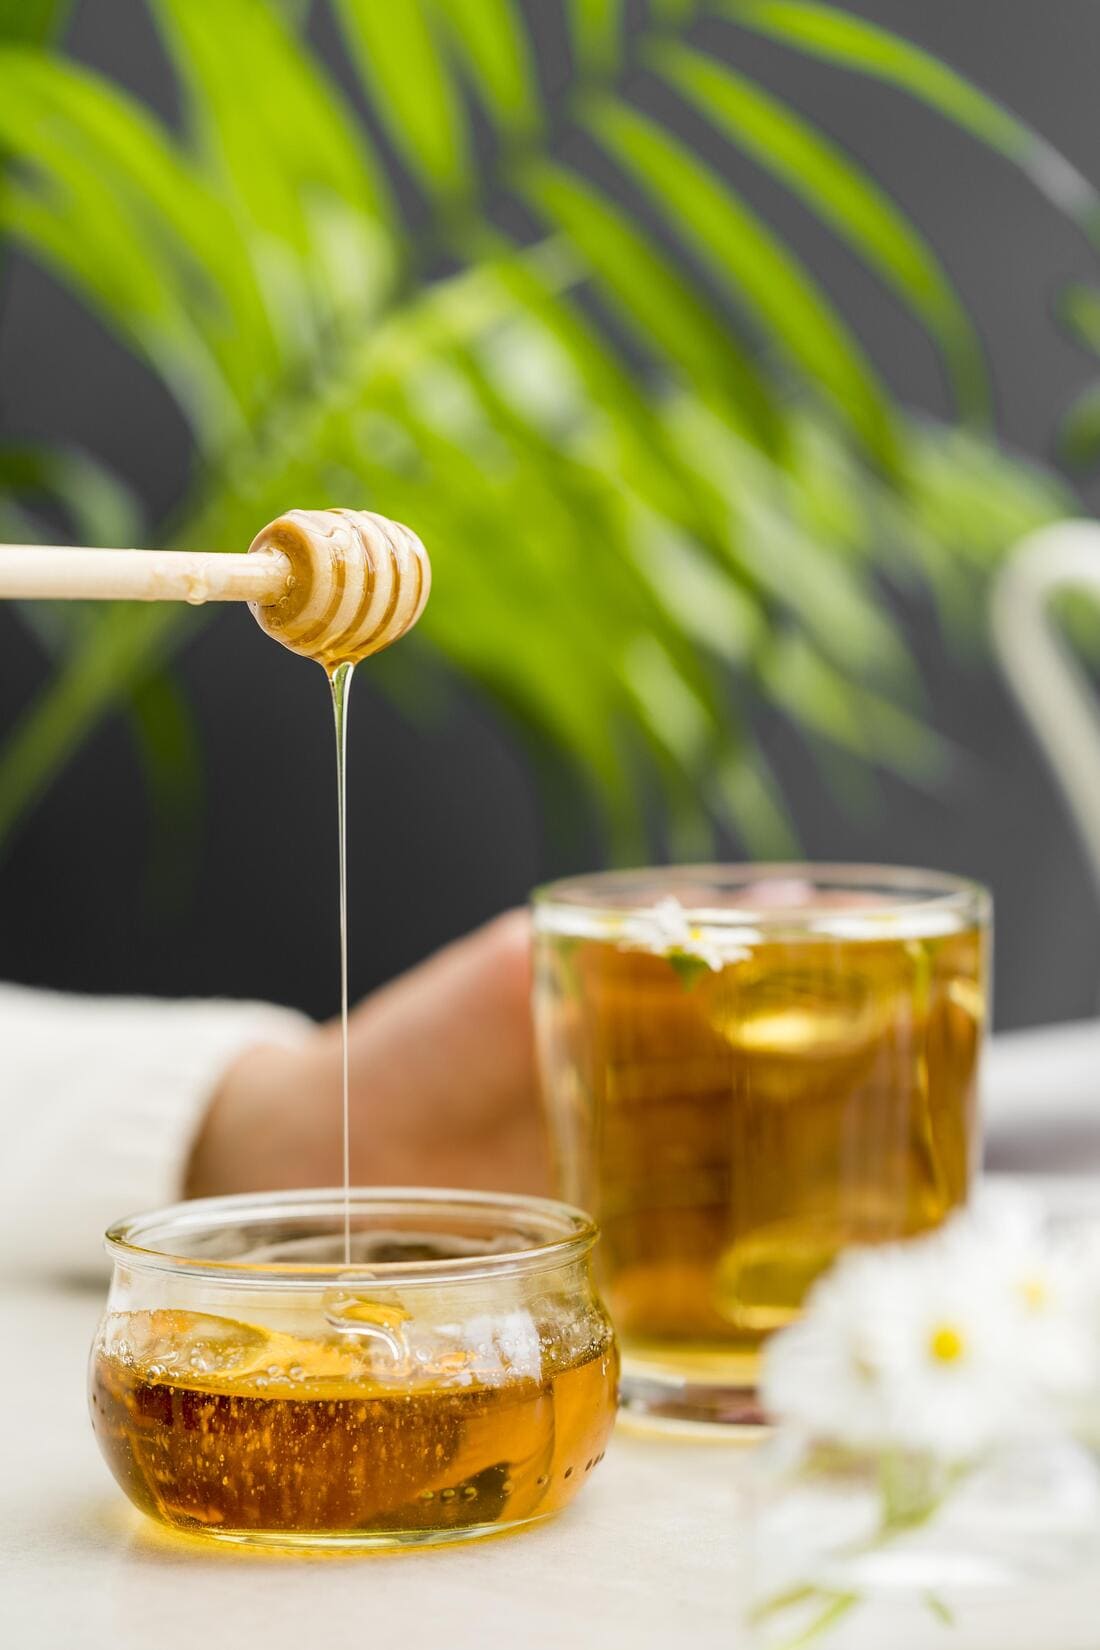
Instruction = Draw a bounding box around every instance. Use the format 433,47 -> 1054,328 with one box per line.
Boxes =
5,1269 -> 1100,1649
7,1017 -> 1100,1650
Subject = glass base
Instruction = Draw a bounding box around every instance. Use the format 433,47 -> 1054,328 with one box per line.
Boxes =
147,1511 -> 553,1551
620,1347 -> 769,1431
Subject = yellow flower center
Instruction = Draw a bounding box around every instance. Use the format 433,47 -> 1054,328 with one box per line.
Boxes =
851,1348 -> 878,1383
1018,1275 -> 1048,1312
928,1323 -> 966,1364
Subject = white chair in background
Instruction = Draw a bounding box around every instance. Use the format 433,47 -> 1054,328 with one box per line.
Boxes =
992,519 -> 1100,902
988,519 -> 1100,1172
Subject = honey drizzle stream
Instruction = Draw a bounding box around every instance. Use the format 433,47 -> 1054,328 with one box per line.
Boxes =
327,659 -> 355,1265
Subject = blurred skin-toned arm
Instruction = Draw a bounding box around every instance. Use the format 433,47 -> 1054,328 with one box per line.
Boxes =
186,911 -> 550,1200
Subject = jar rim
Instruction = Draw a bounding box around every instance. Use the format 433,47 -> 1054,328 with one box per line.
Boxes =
105,1187 -> 598,1289
532,862 -> 989,942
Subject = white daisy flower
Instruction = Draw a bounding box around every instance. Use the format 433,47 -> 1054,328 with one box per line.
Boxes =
761,1251 -> 897,1452
762,1222 -> 1073,1463
759,1198 -> 1100,1634
621,895 -> 740,973
951,1192 -> 1096,1399
868,1242 -> 1029,1459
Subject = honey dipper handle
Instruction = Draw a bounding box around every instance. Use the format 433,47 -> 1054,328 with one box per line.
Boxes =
0,545 -> 292,606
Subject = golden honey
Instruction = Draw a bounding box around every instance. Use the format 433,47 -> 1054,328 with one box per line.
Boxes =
85,513 -> 621,1541
534,870 -> 987,1416
92,1305 -> 617,1544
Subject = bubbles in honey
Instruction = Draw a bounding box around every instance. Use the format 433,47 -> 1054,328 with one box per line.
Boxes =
91,1308 -> 617,1542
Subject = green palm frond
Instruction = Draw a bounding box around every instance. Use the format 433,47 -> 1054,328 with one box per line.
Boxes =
0,0 -> 1086,860
0,0 -> 71,45
1057,285 -> 1100,470
650,42 -> 989,421
725,0 -> 1100,238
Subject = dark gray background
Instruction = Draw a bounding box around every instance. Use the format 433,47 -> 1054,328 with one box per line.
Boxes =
2,1 -> 1099,1028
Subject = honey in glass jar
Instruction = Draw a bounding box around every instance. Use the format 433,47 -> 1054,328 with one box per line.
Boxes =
90,1189 -> 618,1547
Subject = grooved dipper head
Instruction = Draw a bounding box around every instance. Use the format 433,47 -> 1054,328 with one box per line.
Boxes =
248,508 -> 430,668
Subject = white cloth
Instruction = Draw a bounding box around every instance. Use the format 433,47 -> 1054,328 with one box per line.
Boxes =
0,982 -> 310,1279
983,1018 -> 1100,1173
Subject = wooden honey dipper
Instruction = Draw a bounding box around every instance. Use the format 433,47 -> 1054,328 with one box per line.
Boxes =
0,507 -> 431,666
0,505 -> 429,1260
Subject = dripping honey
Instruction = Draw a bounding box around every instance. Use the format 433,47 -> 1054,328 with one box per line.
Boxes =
92,1306 -> 617,1543
535,917 -> 985,1381
87,516 -> 623,1542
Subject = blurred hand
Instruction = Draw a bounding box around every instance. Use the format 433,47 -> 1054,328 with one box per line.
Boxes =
186,911 -> 549,1199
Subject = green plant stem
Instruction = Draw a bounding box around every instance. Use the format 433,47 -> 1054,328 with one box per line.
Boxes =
779,1591 -> 860,1650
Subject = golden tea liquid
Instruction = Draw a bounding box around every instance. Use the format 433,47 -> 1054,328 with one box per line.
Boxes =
534,876 -> 986,1408
92,1306 -> 617,1543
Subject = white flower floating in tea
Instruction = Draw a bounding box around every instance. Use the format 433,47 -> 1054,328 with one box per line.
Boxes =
620,895 -> 747,976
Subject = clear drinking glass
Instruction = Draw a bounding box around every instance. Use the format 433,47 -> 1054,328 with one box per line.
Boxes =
90,1188 -> 618,1548
532,864 -> 990,1428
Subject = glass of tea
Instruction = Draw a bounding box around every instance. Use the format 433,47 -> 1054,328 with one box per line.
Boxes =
90,1188 -> 617,1547
532,865 -> 989,1428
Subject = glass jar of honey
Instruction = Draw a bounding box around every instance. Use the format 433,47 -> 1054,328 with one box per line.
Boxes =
90,1188 -> 618,1548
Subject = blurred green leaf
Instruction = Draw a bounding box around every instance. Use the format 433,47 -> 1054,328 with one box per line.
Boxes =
1063,386 -> 1100,470
334,0 -> 471,195
1060,284 -> 1100,356
127,667 -> 205,913
666,950 -> 711,990
711,741 -> 799,858
0,46 -> 282,423
761,631 -> 944,783
585,97 -> 900,471
665,397 -> 913,684
1056,286 -> 1100,470
156,0 -> 394,344
428,0 -> 538,136
0,0 -> 71,43
653,43 -> 988,421
0,444 -> 144,548
0,604 -> 188,845
0,0 -> 1089,863
521,160 -> 785,452
726,1 -> 1100,242
566,0 -> 623,74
